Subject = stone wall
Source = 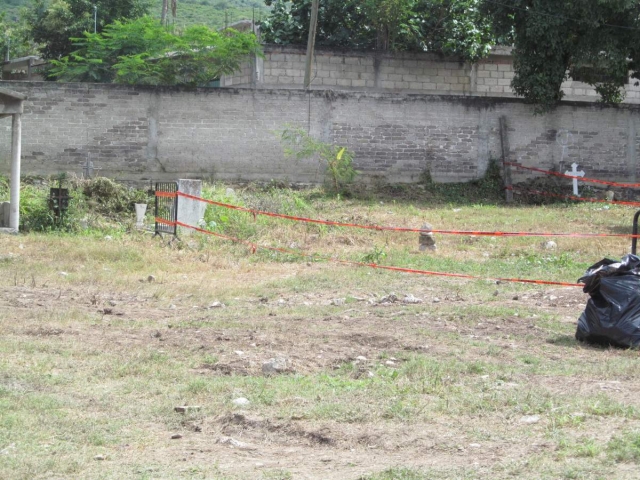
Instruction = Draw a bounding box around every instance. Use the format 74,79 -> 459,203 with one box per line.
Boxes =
223,45 -> 640,104
1,81 -> 639,186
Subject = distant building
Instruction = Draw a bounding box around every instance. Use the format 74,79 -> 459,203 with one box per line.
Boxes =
1,56 -> 47,81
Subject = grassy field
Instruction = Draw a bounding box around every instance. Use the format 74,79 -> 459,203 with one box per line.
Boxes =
2,183 -> 640,479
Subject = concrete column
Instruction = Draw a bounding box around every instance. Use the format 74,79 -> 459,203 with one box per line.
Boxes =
10,113 -> 21,231
177,179 -> 204,236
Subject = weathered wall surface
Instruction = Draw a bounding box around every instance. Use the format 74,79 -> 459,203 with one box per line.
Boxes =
1,81 -> 639,185
224,45 -> 640,104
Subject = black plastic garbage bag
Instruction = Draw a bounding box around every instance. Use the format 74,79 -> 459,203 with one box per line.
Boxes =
576,254 -> 640,347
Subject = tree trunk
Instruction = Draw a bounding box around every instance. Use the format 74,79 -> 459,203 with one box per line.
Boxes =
161,0 -> 168,26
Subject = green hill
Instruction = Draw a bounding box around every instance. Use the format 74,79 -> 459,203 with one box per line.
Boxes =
0,0 -> 269,30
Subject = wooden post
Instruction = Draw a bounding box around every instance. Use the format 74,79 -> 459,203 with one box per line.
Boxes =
499,116 -> 513,203
304,0 -> 320,89
10,113 -> 21,231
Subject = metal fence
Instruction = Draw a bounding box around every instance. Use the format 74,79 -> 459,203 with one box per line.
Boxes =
154,182 -> 178,236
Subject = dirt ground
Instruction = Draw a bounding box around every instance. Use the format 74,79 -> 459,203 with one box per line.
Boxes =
4,251 -> 639,480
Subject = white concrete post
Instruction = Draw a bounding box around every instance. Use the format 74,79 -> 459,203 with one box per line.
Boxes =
10,113 -> 21,231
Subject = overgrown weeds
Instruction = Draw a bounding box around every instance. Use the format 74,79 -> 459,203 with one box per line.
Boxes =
418,159 -> 504,204
1,176 -> 151,233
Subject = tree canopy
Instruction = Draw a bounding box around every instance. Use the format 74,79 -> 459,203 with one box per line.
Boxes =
49,16 -> 262,86
23,0 -> 151,59
0,12 -> 38,62
484,0 -> 640,111
260,0 -> 494,62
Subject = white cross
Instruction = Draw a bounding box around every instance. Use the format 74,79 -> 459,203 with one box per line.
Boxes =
564,162 -> 585,196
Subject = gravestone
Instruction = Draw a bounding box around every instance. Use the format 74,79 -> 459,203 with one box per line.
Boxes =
177,179 -> 206,236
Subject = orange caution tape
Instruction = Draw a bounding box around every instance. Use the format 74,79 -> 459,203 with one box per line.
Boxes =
505,162 -> 640,188
155,191 -> 178,198
158,191 -> 640,239
156,217 -> 583,288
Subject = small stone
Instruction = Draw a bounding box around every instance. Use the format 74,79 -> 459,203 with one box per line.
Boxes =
433,297 -> 441,303
379,294 -> 398,304
367,371 -> 375,378
542,241 -> 557,250
208,301 -> 225,309
356,356 -> 368,362
469,443 -> 481,449
104,236 -> 113,241
147,275 -> 156,283
232,397 -> 250,407
218,436 -> 257,451
108,300 -> 117,306
169,304 -> 177,310
520,415 -> 540,425
94,455 -> 106,461
331,298 -> 346,306
385,360 -> 396,366
403,294 -> 423,304
234,350 -> 244,356
262,357 -> 291,375
58,272 -> 68,277
171,434 -> 183,439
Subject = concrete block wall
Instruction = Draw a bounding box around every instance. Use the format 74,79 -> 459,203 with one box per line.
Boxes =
222,45 -> 640,105
0,81 -> 639,186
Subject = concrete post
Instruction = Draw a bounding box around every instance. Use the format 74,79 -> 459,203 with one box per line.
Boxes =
177,179 -> 204,236
10,113 -> 21,231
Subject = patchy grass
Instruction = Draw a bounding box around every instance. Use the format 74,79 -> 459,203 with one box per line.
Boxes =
1,190 -> 640,479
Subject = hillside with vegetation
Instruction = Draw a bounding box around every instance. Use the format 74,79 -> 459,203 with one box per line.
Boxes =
0,0 -> 268,30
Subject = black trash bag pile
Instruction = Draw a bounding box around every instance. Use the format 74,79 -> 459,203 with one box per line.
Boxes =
577,254 -> 640,347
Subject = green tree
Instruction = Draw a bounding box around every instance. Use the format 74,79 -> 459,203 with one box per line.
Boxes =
23,0 -> 151,59
260,0 -> 493,61
484,0 -> 640,111
0,13 -> 39,63
49,16 -> 262,86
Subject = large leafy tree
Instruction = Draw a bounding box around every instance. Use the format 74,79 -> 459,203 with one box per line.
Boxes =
23,0 -> 151,59
49,16 -> 262,86
260,0 -> 494,61
484,0 -> 640,111
0,13 -> 38,62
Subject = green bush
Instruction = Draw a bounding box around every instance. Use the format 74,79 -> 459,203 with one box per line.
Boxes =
11,176 -> 150,233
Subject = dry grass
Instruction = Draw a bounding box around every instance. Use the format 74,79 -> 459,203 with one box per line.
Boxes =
1,196 -> 640,479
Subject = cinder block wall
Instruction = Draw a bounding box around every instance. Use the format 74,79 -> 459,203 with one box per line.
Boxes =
0,81 -> 639,185
224,45 -> 640,103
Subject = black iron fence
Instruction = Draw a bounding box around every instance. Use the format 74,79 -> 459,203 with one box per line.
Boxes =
154,182 -> 178,236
